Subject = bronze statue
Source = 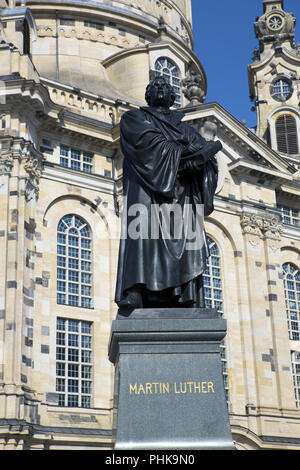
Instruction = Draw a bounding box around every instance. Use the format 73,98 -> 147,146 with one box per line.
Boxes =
115,77 -> 222,310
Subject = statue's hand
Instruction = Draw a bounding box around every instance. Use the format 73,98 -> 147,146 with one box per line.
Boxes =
180,158 -> 202,174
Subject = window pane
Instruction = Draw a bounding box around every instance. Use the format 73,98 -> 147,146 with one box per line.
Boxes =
56,347 -> 65,361
56,378 -> 65,392
82,350 -> 92,363
68,348 -> 79,362
57,318 -> 66,331
81,298 -> 92,308
57,293 -> 66,304
82,365 -> 92,378
69,295 -> 79,306
57,281 -> 66,292
81,396 -> 91,408
68,364 -> 79,377
57,245 -> 66,256
56,332 -> 65,346
60,145 -> 69,156
56,363 -> 65,376
69,320 -> 79,332
82,322 -> 92,334
68,379 -> 79,393
68,395 -> 79,407
82,335 -> 91,349
68,334 -> 79,347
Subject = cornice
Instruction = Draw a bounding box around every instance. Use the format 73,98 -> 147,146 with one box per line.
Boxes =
21,0 -> 194,47
101,40 -> 205,82
276,183 -> 300,200
0,73 -> 125,144
182,101 -> 297,176
42,162 -> 115,195
248,49 -> 275,73
228,159 -> 295,185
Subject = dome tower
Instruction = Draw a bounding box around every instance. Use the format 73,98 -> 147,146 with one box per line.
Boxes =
16,0 -> 206,107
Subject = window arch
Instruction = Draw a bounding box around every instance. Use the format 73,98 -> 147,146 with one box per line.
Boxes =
203,236 -> 229,401
282,263 -> 300,340
57,215 -> 92,308
154,57 -> 181,108
276,114 -> 299,155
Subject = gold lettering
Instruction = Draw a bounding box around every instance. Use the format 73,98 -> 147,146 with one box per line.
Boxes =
138,383 -> 146,395
130,380 -> 215,395
129,383 -> 137,395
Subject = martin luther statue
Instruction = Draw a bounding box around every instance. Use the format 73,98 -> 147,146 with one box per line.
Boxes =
115,77 -> 222,311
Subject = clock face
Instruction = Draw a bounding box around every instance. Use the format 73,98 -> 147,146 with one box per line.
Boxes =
268,15 -> 283,30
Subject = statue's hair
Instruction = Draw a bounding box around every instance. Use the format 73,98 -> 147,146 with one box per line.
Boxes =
145,77 -> 176,106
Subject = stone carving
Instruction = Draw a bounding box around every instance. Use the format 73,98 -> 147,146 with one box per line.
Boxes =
182,68 -> 206,106
240,213 -> 282,240
37,24 -> 147,49
0,154 -> 13,175
24,157 -> 42,202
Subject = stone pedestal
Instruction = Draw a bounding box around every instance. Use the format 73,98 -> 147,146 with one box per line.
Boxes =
108,308 -> 235,450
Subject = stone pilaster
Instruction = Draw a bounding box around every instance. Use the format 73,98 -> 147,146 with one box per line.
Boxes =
240,211 -> 296,429
260,216 -> 297,414
0,136 -> 43,424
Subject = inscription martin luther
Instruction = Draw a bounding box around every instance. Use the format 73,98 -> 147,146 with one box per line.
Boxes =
129,381 -> 215,395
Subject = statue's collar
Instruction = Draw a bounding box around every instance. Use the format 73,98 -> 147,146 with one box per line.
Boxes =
141,106 -> 184,126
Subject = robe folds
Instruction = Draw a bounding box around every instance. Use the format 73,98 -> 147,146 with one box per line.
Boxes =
115,106 -> 219,306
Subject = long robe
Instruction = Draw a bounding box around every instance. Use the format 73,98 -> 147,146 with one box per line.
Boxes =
115,106 -> 219,307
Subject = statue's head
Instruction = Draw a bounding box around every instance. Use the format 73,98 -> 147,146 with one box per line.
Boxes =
145,76 -> 176,108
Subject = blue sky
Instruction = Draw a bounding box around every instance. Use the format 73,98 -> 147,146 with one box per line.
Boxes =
191,0 -> 300,128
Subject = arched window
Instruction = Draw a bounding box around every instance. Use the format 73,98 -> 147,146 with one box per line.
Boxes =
276,114 -> 299,155
203,236 -> 229,401
283,263 -> 300,340
57,215 -> 92,308
154,57 -> 181,108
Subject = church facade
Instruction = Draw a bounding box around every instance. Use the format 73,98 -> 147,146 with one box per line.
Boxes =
0,0 -> 299,450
